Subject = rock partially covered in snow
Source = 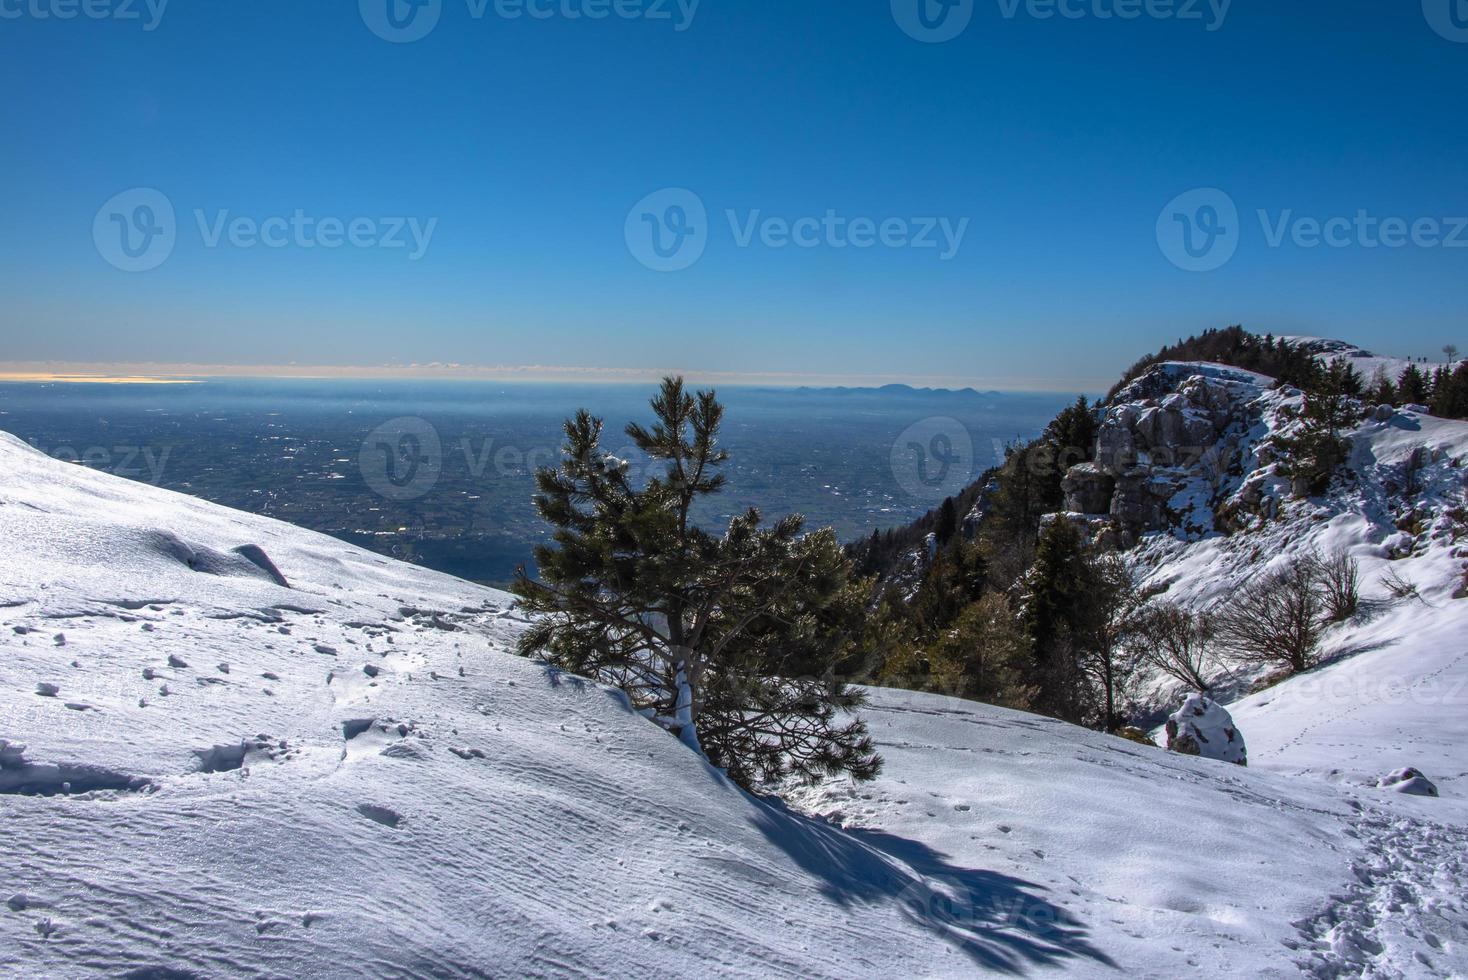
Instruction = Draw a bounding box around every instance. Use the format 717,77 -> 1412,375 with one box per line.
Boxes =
1165,694 -> 1247,766
1377,767 -> 1438,797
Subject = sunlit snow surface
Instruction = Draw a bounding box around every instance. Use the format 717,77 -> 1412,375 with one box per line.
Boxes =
2,425 -> 1466,978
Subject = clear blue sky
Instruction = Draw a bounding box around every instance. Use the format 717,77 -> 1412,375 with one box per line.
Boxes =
2,0 -> 1465,390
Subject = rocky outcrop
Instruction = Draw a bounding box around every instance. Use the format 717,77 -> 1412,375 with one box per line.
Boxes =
1060,463 -> 1113,516
1164,693 -> 1247,766
1063,364 -> 1268,542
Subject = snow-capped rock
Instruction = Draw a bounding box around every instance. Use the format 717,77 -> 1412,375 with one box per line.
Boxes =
1378,767 -> 1439,797
1164,693 -> 1247,766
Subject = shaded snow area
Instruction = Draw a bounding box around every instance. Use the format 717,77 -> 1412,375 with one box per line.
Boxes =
793,691 -> 1468,979
4,401 -> 1468,980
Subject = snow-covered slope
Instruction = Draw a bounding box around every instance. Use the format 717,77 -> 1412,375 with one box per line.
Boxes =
793,690 -> 1468,979
3,419 -> 1467,978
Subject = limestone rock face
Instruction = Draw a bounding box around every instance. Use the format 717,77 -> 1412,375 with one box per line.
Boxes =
1060,463 -> 1114,516
1062,364 -> 1267,539
1110,470 -> 1166,531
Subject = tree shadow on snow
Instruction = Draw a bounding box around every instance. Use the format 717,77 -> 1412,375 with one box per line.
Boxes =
749,796 -> 1117,974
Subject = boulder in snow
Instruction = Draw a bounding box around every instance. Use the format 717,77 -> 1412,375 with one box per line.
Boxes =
1164,694 -> 1247,766
1378,767 -> 1438,797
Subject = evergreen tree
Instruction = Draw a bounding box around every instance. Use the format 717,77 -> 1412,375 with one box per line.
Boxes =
1430,362 -> 1468,419
1367,365 -> 1396,406
1273,360 -> 1360,495
513,377 -> 880,789
935,496 -> 958,546
1429,366 -> 1450,409
929,592 -> 1034,706
1021,519 -> 1094,723
1046,396 -> 1099,471
1398,364 -> 1429,405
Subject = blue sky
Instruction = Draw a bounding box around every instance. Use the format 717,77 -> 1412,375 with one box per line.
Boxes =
1,0 -> 1465,390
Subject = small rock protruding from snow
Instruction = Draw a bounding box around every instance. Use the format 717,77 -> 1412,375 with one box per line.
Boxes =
1378,767 -> 1438,797
35,682 -> 59,697
1165,693 -> 1247,766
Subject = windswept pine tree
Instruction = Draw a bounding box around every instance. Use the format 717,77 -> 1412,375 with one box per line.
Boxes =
513,377 -> 880,789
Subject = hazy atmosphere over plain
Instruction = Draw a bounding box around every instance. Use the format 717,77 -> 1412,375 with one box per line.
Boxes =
3,1 -> 1466,389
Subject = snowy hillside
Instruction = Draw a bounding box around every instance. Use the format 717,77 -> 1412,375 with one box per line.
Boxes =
3,419 -> 1467,978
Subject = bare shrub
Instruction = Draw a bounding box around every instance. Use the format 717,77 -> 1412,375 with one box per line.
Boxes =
1133,602 -> 1219,693
1317,548 -> 1360,622
1216,557 -> 1326,674
1381,566 -> 1424,603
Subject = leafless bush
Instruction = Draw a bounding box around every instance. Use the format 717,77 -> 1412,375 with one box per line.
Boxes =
1381,566 -> 1424,603
1316,549 -> 1360,622
1132,602 -> 1219,692
1216,557 -> 1326,674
